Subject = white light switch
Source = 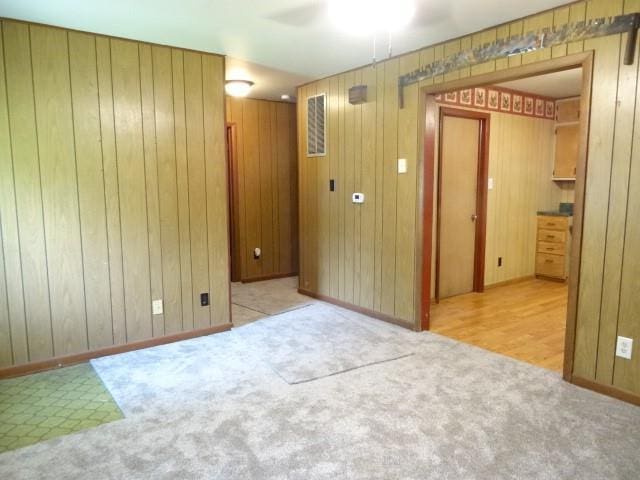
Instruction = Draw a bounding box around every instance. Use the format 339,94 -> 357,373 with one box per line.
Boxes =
398,158 -> 408,174
152,299 -> 163,315
488,177 -> 494,190
352,193 -> 364,204
616,336 -> 633,359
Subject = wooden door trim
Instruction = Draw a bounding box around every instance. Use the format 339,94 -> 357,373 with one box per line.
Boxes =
418,49 -> 592,390
435,108 -> 490,301
226,123 -> 241,282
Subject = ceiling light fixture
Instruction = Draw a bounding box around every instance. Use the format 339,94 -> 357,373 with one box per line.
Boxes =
328,0 -> 415,36
225,79 -> 254,97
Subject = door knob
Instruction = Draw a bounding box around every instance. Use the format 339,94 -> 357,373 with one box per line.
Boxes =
471,213 -> 478,222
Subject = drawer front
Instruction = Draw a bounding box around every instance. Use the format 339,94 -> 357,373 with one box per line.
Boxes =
537,216 -> 568,231
538,229 -> 566,244
536,253 -> 565,278
537,241 -> 566,255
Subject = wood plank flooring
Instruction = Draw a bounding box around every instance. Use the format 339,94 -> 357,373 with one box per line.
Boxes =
430,278 -> 568,372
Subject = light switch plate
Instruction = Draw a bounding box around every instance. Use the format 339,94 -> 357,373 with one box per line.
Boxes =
152,299 -> 163,315
488,177 -> 494,190
398,158 -> 407,174
352,193 -> 364,204
616,336 -> 633,359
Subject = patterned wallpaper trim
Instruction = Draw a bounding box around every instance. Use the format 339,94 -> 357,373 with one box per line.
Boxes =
435,86 -> 556,119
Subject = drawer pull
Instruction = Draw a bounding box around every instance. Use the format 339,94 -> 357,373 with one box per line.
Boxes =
546,247 -> 554,250
547,223 -> 556,226
546,235 -> 555,239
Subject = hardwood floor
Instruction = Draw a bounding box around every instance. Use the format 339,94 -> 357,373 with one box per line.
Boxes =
430,278 -> 568,372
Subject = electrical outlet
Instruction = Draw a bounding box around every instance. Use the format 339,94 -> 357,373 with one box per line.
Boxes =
398,158 -> 408,174
200,292 -> 209,307
352,192 -> 364,204
616,336 -> 633,360
152,299 -> 163,315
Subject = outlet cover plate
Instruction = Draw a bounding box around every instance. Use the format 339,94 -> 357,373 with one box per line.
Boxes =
616,336 -> 633,359
152,299 -> 163,315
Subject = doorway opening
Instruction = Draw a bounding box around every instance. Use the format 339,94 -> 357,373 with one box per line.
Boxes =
420,53 -> 591,376
225,98 -> 306,327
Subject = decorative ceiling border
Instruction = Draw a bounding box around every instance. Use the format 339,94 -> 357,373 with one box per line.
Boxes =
435,85 -> 557,120
398,12 -> 639,107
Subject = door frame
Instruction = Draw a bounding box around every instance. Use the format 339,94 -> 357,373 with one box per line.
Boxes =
435,108 -> 490,301
226,123 -> 241,283
416,51 -> 593,383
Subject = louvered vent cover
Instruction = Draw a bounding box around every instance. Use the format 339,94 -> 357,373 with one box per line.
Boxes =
307,93 -> 326,156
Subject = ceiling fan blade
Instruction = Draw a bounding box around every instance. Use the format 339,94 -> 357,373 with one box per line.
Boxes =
265,1 -> 327,27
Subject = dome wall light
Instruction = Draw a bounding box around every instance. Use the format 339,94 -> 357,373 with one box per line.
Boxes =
225,79 -> 254,97
328,0 -> 415,36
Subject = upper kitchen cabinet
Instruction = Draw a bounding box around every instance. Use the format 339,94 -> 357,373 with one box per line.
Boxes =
553,98 -> 580,181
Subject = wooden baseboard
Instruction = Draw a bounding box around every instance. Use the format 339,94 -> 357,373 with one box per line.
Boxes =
298,289 -> 417,331
0,323 -> 232,379
484,275 -> 535,289
241,272 -> 297,283
535,274 -> 567,283
570,375 -> 640,407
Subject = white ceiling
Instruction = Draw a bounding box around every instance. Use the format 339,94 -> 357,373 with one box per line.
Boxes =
496,68 -> 583,99
0,0 -> 574,100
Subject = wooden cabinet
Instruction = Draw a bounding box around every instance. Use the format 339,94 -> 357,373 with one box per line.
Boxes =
553,98 -> 580,181
555,98 -> 580,123
536,215 -> 570,281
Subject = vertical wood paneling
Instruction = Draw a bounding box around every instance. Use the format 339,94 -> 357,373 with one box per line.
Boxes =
277,102 -> 293,274
317,78 -> 331,296
352,71 -> 362,305
111,39 -> 152,342
152,45 -> 182,335
595,28 -> 638,383
573,0 -> 624,379
243,99 -> 262,278
68,31 -> 113,349
3,21 -> 54,361
139,44 -> 164,337
373,64 -> 385,311
95,36 -> 126,346
258,101 -> 275,275
183,52 -> 210,328
328,75 -> 340,299
171,49 -> 194,331
380,58 -> 399,316
359,65 -> 376,309
203,55 -> 229,325
0,23 -> 28,364
613,47 -> 640,392
395,53 -> 420,321
0,20 -> 228,368
31,25 -> 87,356
226,97 -> 298,282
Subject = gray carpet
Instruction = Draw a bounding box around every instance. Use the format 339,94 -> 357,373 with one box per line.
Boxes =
1,301 -> 639,479
231,277 -> 315,315
233,304 -> 414,384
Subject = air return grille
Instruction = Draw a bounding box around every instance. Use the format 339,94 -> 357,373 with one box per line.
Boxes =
307,93 -> 326,156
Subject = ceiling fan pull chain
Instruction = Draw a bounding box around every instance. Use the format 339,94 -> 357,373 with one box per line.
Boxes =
372,34 -> 377,67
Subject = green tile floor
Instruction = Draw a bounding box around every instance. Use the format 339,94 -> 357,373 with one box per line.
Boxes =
0,363 -> 123,453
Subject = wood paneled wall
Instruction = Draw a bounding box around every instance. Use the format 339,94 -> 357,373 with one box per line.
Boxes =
0,20 -> 229,369
298,0 -> 640,396
225,97 -> 298,281
483,112 -> 562,285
